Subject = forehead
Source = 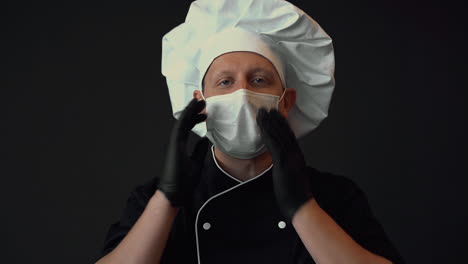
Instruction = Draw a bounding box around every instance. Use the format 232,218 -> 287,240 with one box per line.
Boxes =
206,51 -> 278,75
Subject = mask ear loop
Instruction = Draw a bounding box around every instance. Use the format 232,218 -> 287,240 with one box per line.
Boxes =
278,88 -> 287,102
276,87 -> 288,109
200,90 -> 207,101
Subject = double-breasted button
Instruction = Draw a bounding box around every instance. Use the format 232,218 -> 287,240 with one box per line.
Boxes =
202,222 -> 211,230
278,221 -> 286,229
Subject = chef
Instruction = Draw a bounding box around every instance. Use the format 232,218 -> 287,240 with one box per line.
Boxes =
95,0 -> 405,263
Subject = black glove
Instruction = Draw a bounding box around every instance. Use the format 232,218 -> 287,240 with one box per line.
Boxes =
256,108 -> 314,222
157,98 -> 209,208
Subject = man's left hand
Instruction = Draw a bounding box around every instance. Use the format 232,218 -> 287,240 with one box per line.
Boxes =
256,108 -> 315,222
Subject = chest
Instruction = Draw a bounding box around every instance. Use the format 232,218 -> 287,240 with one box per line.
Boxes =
191,184 -> 314,264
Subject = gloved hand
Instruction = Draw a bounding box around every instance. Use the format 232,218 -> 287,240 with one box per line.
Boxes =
157,98 -> 210,208
256,108 -> 315,222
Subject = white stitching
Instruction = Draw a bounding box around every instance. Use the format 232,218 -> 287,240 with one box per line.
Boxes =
195,146 -> 273,264
210,145 -> 243,183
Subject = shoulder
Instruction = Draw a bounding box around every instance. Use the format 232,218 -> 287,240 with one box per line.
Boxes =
307,166 -> 363,197
109,176 -> 161,227
306,167 -> 406,263
305,166 -> 366,217
96,176 -> 161,260
126,176 -> 161,207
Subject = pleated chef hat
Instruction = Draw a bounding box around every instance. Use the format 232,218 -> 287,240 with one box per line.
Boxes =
161,0 -> 335,139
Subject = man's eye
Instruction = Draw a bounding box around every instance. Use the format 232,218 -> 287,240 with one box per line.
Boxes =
253,78 -> 266,84
219,80 -> 232,86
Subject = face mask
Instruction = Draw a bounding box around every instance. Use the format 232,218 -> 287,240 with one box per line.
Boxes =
201,88 -> 286,159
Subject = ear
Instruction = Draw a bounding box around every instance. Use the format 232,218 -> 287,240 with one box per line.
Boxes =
280,88 -> 296,118
193,90 -> 203,101
193,90 -> 207,115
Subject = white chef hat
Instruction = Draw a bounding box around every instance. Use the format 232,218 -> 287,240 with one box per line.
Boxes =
161,0 -> 335,139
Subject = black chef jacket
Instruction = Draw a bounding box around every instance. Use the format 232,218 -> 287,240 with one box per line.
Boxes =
97,145 -> 405,264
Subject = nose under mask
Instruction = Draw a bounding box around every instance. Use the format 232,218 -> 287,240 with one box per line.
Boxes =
201,88 -> 286,159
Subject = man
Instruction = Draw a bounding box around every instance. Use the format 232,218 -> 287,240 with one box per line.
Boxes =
95,0 -> 405,263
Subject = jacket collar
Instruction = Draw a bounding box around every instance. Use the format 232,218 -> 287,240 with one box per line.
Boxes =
197,144 -> 274,199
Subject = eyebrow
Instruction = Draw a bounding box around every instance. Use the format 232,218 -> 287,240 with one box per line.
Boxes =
211,67 -> 275,81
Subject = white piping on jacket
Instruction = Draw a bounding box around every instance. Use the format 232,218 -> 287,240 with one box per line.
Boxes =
195,145 -> 273,264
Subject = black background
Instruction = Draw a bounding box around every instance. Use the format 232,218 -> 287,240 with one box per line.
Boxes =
2,0 -> 467,263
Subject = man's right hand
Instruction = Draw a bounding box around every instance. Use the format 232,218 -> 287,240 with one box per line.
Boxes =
157,98 -> 209,208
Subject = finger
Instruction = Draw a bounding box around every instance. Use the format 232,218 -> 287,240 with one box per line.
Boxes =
179,99 -> 205,123
183,114 -> 207,130
267,114 -> 292,156
269,109 -> 297,147
183,98 -> 206,118
256,108 -> 268,129
257,108 -> 273,138
269,110 -> 304,162
178,100 -> 206,131
256,109 -> 282,156
269,109 -> 292,135
193,113 -> 207,124
262,110 -> 284,147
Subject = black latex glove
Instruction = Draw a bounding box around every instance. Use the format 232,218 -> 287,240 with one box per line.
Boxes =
157,98 -> 210,208
256,108 -> 314,222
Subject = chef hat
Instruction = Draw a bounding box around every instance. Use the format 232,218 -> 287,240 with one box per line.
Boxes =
161,0 -> 335,139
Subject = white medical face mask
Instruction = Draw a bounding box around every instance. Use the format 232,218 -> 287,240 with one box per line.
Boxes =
201,88 -> 286,159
